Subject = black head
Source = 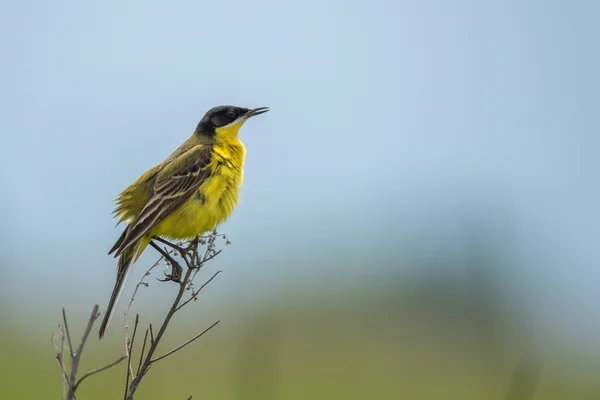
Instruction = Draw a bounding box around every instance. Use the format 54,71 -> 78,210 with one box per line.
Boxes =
195,105 -> 269,136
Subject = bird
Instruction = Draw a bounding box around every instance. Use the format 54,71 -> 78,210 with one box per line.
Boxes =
98,105 -> 269,339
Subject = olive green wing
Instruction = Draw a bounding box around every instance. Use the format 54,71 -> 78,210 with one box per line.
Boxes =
112,144 -> 213,257
112,166 -> 161,225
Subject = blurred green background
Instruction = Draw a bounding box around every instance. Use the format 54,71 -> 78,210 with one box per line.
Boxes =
1,0 -> 600,398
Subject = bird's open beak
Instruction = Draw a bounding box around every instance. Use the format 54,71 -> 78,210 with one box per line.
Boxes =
243,107 -> 270,119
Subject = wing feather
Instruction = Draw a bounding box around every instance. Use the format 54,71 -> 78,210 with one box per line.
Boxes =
112,145 -> 213,256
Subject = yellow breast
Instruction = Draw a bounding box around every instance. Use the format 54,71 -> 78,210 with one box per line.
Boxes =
152,141 -> 245,240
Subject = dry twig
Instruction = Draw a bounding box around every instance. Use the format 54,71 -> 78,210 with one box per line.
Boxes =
54,232 -> 224,400
54,305 -> 126,400
122,231 -> 224,400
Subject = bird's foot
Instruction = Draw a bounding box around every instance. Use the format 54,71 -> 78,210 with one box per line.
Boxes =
158,261 -> 183,283
150,241 -> 183,283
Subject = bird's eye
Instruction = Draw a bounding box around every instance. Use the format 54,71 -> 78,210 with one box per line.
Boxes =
225,108 -> 236,118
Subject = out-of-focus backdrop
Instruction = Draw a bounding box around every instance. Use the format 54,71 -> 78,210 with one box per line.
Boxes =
1,0 -> 599,398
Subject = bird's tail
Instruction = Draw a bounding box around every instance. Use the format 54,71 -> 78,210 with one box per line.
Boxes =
98,240 -> 143,339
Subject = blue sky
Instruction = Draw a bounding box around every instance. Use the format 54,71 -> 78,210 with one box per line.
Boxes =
1,0 -> 599,348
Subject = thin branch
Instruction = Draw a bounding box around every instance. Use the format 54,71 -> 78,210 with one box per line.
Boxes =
124,314 -> 139,399
196,269 -> 222,292
56,327 -> 67,400
151,320 -> 220,363
66,305 -> 101,400
76,355 -> 127,388
149,324 -> 155,346
136,328 -> 150,377
196,250 -> 222,270
52,330 -> 71,388
176,270 -> 222,312
188,244 -> 223,284
50,331 -> 59,352
130,314 -> 140,360
62,307 -> 75,358
121,233 -> 224,400
123,253 -> 165,352
55,355 -> 71,386
204,248 -> 222,264
126,237 -> 213,397
60,330 -> 65,400
125,264 -> 195,399
123,254 -> 163,394
127,256 -> 165,315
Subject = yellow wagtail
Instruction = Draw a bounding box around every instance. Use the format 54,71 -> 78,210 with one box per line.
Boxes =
98,105 -> 269,339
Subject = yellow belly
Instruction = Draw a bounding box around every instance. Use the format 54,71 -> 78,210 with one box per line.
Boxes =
151,145 -> 244,240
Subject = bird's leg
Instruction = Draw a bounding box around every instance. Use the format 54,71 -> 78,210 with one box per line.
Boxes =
152,236 -> 187,256
189,236 -> 201,266
149,241 -> 182,283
